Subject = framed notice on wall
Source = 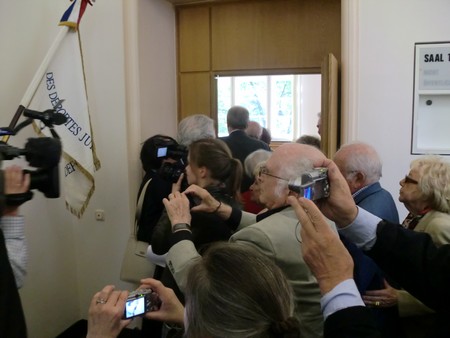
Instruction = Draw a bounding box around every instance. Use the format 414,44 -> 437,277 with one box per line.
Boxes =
412,42 -> 450,155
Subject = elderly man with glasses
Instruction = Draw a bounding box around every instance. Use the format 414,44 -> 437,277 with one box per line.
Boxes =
163,143 -> 328,338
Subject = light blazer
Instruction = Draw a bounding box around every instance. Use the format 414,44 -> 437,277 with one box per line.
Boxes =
232,207 -> 326,338
397,210 -> 450,317
167,207 -> 326,338
413,210 -> 450,247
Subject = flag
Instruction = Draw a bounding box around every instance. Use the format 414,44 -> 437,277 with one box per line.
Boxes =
26,0 -> 100,217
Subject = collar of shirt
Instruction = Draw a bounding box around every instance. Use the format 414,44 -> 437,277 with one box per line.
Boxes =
256,205 -> 289,222
352,183 -> 373,199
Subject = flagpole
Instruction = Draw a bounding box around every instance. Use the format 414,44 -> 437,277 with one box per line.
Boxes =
20,26 -> 70,107
1,27 -> 70,143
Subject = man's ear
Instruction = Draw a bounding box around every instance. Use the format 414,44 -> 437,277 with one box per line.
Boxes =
354,172 -> 366,189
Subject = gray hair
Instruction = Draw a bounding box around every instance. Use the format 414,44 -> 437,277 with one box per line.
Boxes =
227,106 -> 249,130
244,149 -> 272,178
246,121 -> 263,139
334,142 -> 382,184
177,114 -> 216,146
411,156 -> 450,213
296,135 -> 321,149
184,242 -> 298,338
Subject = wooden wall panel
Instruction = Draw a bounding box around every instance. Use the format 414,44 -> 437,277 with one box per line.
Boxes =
210,0 -> 341,71
178,7 -> 210,72
176,0 -> 341,125
179,72 -> 211,119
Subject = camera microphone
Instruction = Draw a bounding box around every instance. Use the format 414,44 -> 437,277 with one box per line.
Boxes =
23,108 -> 68,126
25,138 -> 62,168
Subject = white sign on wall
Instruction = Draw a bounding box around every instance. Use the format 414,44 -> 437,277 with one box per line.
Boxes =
412,42 -> 450,155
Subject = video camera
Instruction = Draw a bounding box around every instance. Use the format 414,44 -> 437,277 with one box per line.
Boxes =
288,167 -> 330,201
0,104 -> 65,214
157,143 -> 188,183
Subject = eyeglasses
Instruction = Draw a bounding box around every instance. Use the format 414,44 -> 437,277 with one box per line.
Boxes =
404,175 -> 418,185
258,166 -> 289,182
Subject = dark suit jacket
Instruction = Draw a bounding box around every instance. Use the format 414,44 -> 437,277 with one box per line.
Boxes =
324,306 -> 381,338
0,230 -> 27,338
220,130 -> 271,191
136,171 -> 172,243
369,221 -> 450,337
354,182 -> 399,224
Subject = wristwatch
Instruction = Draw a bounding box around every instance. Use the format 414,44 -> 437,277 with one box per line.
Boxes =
172,223 -> 192,232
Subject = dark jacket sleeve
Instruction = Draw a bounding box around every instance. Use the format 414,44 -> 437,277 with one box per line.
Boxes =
0,229 -> 27,338
324,306 -> 381,338
150,210 -> 173,255
136,174 -> 171,243
369,221 -> 450,313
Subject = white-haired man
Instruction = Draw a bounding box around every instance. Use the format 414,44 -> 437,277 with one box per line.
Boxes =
333,142 -> 399,223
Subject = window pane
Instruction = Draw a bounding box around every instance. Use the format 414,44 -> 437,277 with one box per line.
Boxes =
270,75 -> 293,140
217,77 -> 231,136
216,73 -> 321,141
235,76 -> 268,127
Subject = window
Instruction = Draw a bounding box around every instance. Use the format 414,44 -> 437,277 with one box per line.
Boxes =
217,74 -> 321,141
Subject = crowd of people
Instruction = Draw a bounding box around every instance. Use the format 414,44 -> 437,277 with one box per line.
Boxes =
2,105 -> 450,338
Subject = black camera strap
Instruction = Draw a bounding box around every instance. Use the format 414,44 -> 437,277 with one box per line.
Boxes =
5,192 -> 34,206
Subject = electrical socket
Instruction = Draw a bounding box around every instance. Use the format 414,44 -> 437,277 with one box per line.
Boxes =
95,209 -> 105,221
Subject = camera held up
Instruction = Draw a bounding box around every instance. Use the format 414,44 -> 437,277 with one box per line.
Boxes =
288,167 -> 330,201
157,143 -> 188,183
0,104 -> 65,213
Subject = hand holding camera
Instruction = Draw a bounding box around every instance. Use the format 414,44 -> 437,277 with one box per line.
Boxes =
87,285 -> 131,338
2,166 -> 30,216
139,278 -> 185,325
306,159 -> 358,228
87,285 -> 163,338
288,167 -> 330,201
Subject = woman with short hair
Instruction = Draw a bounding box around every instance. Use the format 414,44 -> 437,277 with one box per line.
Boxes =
363,155 -> 450,337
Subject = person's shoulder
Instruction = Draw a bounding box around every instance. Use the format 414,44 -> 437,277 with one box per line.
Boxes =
423,210 -> 450,228
245,134 -> 271,150
358,184 -> 396,204
254,208 -> 298,229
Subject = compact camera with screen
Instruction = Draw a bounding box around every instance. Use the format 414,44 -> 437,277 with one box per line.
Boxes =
123,289 -> 161,319
288,167 -> 330,201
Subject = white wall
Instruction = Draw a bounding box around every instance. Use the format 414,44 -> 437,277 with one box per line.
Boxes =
343,0 -> 450,220
0,0 -> 176,337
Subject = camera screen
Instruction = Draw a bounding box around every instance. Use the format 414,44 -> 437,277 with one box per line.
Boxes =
157,147 -> 168,158
125,296 -> 146,319
303,186 -> 313,200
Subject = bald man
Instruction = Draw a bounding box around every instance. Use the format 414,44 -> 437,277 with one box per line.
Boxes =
333,142 -> 399,223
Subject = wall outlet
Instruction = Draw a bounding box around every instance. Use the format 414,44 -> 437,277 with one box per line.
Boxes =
95,209 -> 105,221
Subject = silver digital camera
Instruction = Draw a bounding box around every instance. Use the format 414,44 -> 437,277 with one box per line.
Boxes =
123,289 -> 161,319
288,167 -> 330,200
